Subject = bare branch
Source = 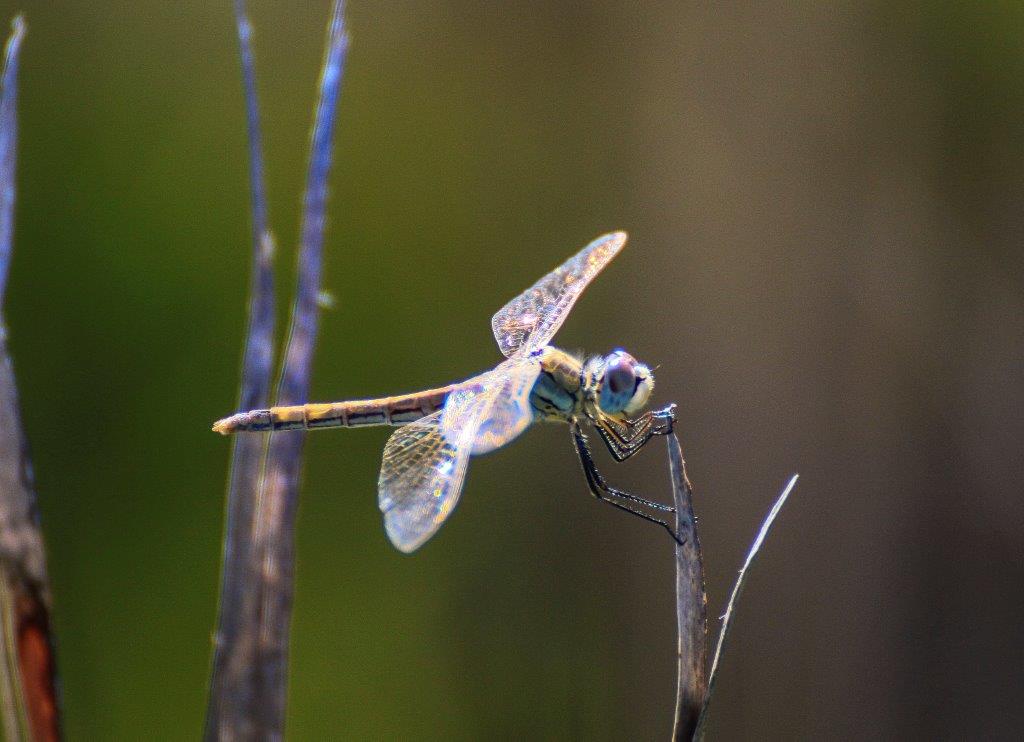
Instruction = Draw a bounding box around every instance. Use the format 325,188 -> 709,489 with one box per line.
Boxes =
0,15 -> 63,742
694,474 -> 799,740
667,429 -> 707,741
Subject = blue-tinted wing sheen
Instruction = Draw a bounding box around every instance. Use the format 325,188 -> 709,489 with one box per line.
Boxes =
442,357 -> 541,455
490,231 -> 627,357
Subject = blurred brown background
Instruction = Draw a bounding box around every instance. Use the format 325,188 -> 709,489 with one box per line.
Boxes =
3,0 -> 1023,738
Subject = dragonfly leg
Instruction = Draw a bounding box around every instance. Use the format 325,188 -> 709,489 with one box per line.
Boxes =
571,423 -> 682,545
595,403 -> 677,462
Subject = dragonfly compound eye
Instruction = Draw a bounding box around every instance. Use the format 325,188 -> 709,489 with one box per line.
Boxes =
622,363 -> 654,416
599,352 -> 642,413
600,351 -> 655,417
606,358 -> 636,395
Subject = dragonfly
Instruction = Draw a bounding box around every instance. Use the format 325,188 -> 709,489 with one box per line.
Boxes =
214,232 -> 678,553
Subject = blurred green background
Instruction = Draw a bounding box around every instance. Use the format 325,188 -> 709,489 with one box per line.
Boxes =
3,1 -> 1023,739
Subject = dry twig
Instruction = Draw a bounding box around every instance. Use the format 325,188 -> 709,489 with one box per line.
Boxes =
666,416 -> 798,741
666,429 -> 707,741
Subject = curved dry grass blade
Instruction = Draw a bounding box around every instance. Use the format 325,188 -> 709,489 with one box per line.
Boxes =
0,16 -> 63,742
204,1 -> 277,738
249,1 -> 348,734
666,429 -> 707,741
694,474 -> 799,740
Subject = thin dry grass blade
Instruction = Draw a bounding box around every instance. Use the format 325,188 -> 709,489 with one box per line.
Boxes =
0,16 -> 62,742
667,429 -> 707,741
248,1 -> 348,735
694,474 -> 799,740
203,0 -> 276,737
0,16 -> 25,299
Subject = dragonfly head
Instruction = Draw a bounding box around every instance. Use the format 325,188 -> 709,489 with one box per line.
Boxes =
592,349 -> 655,416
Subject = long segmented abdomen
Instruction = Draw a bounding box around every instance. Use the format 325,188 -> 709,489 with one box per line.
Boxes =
212,384 -> 457,434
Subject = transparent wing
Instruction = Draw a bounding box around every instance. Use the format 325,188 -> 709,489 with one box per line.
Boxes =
442,356 -> 541,455
378,411 -> 471,553
377,357 -> 541,553
491,231 -> 627,357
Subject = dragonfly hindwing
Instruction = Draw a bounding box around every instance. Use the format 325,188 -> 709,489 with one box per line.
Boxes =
378,411 -> 472,553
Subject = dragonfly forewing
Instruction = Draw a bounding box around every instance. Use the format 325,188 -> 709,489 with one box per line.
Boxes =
491,231 -> 626,357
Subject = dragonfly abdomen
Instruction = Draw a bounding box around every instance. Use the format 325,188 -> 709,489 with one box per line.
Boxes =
212,386 -> 453,434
